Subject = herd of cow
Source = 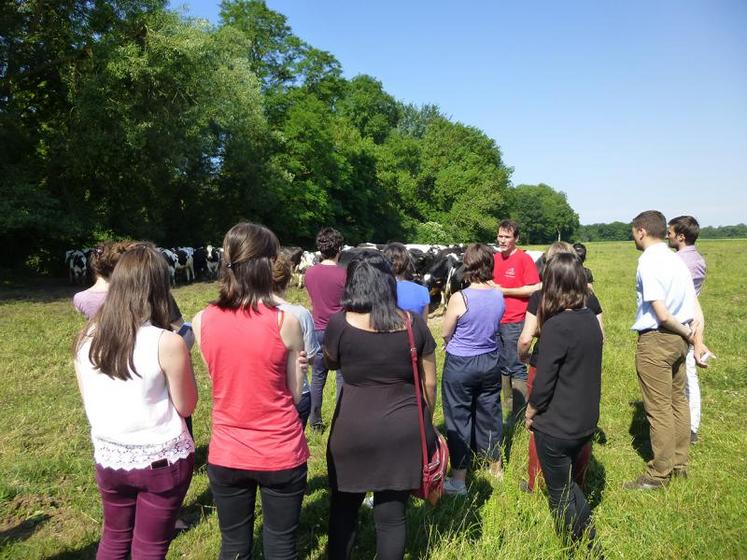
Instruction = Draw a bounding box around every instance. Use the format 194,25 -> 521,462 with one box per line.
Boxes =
65,243 -> 544,311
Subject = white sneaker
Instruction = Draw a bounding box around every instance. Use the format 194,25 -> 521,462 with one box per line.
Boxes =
443,477 -> 467,496
362,494 -> 374,508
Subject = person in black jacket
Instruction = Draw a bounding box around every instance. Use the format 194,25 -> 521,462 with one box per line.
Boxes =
524,252 -> 603,548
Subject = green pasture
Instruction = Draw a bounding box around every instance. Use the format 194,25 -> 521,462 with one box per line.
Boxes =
1,240 -> 746,559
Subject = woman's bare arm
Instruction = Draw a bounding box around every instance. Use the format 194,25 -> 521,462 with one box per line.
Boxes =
159,330 -> 198,417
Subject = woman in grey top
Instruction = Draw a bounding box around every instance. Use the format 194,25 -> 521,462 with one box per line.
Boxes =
273,253 -> 321,427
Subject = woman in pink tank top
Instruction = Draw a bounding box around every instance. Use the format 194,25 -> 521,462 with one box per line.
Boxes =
193,222 -> 308,560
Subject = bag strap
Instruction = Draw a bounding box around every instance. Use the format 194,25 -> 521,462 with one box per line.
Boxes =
405,313 -> 429,470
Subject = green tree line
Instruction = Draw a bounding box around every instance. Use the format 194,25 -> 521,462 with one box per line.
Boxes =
576,222 -> 747,242
1,0 -> 581,271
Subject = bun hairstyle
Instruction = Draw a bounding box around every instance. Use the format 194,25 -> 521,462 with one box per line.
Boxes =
89,240 -> 131,280
216,222 -> 279,311
272,253 -> 293,293
538,252 -> 588,328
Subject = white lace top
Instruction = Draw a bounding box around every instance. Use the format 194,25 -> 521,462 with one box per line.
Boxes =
76,324 -> 194,470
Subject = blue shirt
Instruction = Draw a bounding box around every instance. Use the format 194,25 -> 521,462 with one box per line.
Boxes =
396,280 -> 430,317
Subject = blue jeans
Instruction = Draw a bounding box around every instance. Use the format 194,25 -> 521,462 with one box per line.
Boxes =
296,392 -> 311,428
499,321 -> 527,381
309,329 -> 343,426
442,351 -> 503,470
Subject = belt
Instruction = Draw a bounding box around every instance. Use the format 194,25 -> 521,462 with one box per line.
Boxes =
638,321 -> 692,336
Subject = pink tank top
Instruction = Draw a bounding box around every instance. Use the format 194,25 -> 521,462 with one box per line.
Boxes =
201,304 -> 309,471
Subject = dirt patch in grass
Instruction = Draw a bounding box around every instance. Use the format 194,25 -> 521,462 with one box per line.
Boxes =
0,494 -> 92,547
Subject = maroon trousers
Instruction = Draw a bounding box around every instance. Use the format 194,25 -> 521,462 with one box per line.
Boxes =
527,366 -> 591,491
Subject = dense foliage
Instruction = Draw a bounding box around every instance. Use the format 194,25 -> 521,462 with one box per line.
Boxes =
2,0 -> 518,271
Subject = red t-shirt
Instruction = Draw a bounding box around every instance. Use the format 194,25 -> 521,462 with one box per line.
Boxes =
200,304 -> 309,471
492,249 -> 540,324
305,263 -> 347,330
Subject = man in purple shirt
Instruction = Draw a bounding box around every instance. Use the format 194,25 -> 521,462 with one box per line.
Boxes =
305,227 -> 347,432
667,215 -> 708,444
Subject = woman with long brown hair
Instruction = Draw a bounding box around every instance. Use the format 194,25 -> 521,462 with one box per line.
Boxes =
524,252 -> 603,549
74,245 -> 198,560
192,222 -> 308,560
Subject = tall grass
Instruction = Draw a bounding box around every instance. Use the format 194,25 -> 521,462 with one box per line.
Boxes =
1,240 -> 745,559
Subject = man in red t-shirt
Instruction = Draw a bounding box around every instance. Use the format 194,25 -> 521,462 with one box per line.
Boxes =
305,227 -> 347,432
492,220 -> 541,419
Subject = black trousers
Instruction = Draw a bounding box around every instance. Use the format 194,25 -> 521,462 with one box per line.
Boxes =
328,489 -> 410,560
534,430 -> 596,543
207,463 -> 307,560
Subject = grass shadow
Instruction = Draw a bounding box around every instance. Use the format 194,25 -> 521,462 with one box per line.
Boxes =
44,541 -> 98,559
628,400 -> 652,462
0,513 -> 50,546
585,452 -> 607,510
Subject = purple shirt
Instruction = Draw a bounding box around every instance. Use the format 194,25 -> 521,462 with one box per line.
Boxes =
305,263 -> 347,330
446,287 -> 505,357
73,289 -> 108,320
676,245 -> 707,295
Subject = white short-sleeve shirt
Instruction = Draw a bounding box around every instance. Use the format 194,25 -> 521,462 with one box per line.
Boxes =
631,242 -> 696,332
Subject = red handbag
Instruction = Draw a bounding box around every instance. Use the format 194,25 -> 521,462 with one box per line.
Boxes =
405,314 -> 449,505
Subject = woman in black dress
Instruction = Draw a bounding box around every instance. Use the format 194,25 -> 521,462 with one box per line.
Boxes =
324,252 -> 438,560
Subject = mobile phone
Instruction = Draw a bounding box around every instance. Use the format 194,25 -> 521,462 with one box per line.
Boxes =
699,351 -> 714,364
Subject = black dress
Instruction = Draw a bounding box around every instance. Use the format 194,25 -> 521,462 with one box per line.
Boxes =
324,312 -> 438,493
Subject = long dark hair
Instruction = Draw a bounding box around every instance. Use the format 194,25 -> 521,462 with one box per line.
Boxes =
538,252 -> 588,328
215,222 -> 279,311
341,252 -> 404,331
75,245 -> 172,380
382,242 -> 414,279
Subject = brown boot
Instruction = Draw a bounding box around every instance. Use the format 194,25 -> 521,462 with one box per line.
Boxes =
501,375 -> 513,420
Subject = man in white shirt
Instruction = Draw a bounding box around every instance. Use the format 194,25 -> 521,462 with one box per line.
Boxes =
625,210 -> 698,490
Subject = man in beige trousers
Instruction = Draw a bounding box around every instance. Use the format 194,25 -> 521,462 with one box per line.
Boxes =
625,210 -> 703,490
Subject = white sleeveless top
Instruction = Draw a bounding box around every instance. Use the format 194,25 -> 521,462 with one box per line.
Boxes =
76,324 -> 194,470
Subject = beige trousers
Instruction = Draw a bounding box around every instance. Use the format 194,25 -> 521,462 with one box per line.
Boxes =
635,330 -> 690,480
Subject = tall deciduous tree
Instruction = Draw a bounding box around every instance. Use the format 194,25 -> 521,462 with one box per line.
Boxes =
511,183 -> 579,244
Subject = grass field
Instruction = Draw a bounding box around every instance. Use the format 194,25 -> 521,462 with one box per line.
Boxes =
1,240 -> 746,559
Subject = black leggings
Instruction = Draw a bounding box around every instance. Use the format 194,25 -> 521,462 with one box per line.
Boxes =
328,489 -> 410,560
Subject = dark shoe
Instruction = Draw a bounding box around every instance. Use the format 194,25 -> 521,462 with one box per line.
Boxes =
623,474 -> 667,490
310,422 -> 325,433
671,467 -> 688,479
690,431 -> 699,445
518,480 -> 533,494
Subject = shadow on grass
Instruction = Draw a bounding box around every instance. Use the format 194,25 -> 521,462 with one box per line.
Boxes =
0,513 -> 50,546
628,400 -> 653,462
44,541 -> 98,559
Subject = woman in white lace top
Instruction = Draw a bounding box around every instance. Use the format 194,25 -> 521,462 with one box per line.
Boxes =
74,245 -> 198,560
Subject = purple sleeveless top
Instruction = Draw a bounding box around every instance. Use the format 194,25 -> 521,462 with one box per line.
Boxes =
446,287 -> 505,357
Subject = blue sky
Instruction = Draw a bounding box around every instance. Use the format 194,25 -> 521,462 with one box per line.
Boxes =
170,1 -> 746,226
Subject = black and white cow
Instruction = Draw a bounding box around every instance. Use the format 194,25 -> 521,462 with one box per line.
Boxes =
206,245 -> 221,279
65,249 -> 88,285
423,247 -> 465,314
296,250 -> 320,288
173,247 -> 195,283
158,248 -> 178,287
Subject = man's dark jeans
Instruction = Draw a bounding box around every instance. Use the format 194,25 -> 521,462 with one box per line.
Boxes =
309,329 -> 343,426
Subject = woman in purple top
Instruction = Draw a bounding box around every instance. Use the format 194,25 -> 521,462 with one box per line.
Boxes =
73,241 -> 130,320
441,243 -> 505,496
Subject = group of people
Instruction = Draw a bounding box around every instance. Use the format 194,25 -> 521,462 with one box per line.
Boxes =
71,211 -> 710,559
